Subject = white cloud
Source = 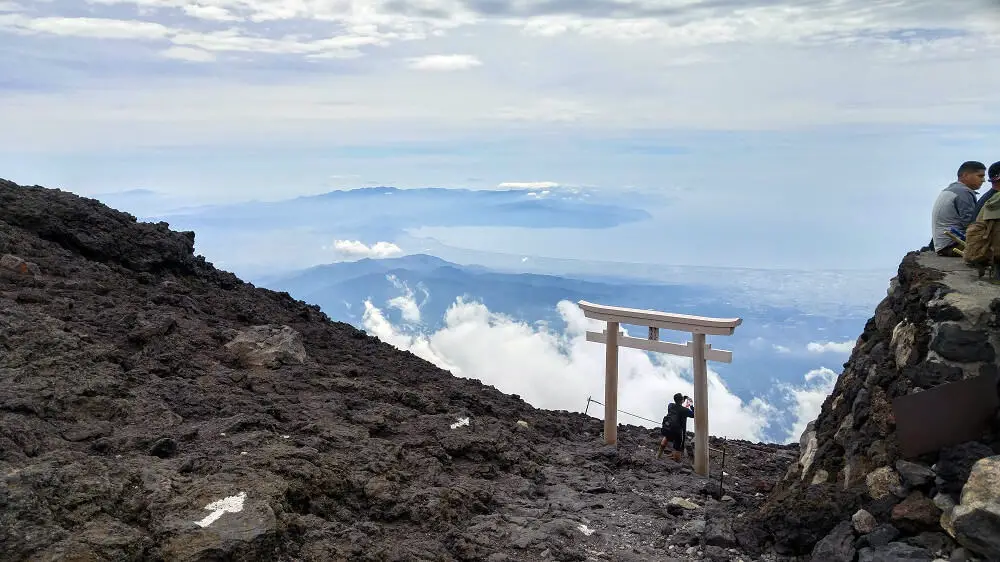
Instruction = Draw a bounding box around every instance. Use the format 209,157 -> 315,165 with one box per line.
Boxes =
327,239 -> 403,260
499,181 -> 560,190
408,54 -> 482,71
772,344 -> 791,354
0,1 -> 24,12
181,4 -> 241,22
807,340 -> 856,354
386,274 -> 427,324
161,46 -> 216,62
362,291 -> 777,441
781,367 -> 838,443
1,14 -> 171,39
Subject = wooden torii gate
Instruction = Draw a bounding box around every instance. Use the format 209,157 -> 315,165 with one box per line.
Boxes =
578,300 -> 742,476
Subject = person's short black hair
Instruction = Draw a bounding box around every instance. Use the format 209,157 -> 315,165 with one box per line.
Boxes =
989,161 -> 1000,182
958,161 -> 986,177
673,393 -> 684,404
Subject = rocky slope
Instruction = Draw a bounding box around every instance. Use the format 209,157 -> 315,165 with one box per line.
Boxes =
0,179 -> 799,562
742,252 -> 1000,561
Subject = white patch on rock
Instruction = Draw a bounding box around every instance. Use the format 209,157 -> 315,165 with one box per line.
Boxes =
577,524 -> 595,536
194,491 -> 247,528
668,497 -> 700,510
798,422 -> 818,480
812,469 -> 830,485
224,325 -> 307,368
450,417 -> 470,429
891,321 -> 917,368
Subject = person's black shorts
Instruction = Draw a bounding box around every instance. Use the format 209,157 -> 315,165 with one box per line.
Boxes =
662,430 -> 683,452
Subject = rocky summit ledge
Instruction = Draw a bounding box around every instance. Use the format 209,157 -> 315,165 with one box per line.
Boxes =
740,251 -> 1000,561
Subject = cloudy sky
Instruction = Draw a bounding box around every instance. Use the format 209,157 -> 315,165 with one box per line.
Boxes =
2,0 -> 999,266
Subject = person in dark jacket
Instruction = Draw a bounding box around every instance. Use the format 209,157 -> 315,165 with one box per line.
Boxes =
973,161 -> 1000,219
658,393 -> 695,462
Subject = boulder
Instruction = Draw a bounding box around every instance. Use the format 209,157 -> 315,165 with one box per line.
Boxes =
704,518 -> 737,548
856,523 -> 900,549
0,253 -> 40,276
810,520 -> 855,562
896,460 -> 936,489
852,509 -> 877,534
951,456 -> 1000,560
891,492 -> 943,533
937,442 -> 995,497
857,541 -> 935,561
224,325 -> 307,368
867,466 -> 903,500
930,323 -> 995,363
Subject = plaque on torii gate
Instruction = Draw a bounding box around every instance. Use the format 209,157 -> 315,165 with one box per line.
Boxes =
577,300 -> 742,476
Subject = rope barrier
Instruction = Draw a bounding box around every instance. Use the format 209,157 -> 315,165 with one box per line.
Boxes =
584,396 -> 660,425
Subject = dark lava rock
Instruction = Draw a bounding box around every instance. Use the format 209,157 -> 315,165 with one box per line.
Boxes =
856,522 -> 901,549
149,437 -> 178,458
810,520 -> 856,562
857,541 -> 935,561
903,360 -> 965,390
704,518 -> 737,548
895,460 -> 936,489
937,442 -> 996,496
902,531 -> 956,557
930,323 -> 995,363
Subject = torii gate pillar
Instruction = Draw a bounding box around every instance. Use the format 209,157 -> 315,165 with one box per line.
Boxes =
578,301 -> 743,476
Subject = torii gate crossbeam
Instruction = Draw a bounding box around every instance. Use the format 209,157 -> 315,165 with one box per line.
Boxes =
578,300 -> 743,476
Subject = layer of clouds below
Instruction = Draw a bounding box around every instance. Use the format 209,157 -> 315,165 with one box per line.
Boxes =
362,280 -> 840,443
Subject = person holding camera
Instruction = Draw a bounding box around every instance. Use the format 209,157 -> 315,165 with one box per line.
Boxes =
658,393 -> 695,462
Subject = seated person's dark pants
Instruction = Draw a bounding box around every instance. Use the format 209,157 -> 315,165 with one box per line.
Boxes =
937,244 -> 961,257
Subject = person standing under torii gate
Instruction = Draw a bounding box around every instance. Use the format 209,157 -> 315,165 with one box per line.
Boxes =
658,393 -> 694,462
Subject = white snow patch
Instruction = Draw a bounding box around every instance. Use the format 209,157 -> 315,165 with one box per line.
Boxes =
577,524 -> 595,536
194,491 -> 247,528
450,417 -> 470,429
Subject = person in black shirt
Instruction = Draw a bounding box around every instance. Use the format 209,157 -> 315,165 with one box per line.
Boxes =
658,393 -> 695,462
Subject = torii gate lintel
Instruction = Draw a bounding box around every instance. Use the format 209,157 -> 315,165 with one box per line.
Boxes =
577,300 -> 743,477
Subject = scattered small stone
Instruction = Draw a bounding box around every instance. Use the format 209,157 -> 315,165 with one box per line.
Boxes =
148,437 -> 177,459
852,509 -> 877,534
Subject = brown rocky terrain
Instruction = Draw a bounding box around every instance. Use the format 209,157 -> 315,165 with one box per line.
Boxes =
0,180 -> 799,562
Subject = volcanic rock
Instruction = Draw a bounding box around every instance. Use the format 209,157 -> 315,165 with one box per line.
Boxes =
743,251 -> 1000,558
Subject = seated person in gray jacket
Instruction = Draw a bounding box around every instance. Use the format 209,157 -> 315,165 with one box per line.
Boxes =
931,161 -> 986,257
